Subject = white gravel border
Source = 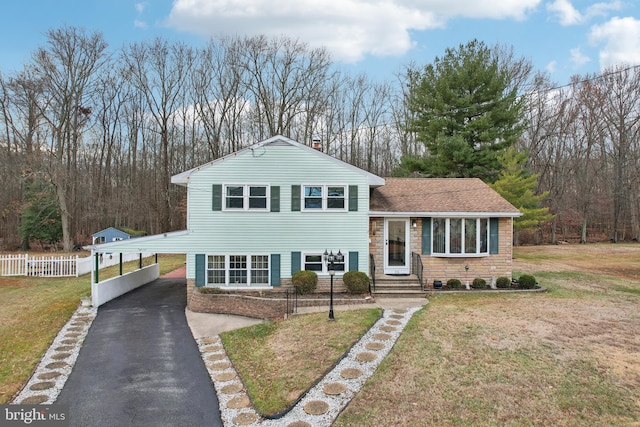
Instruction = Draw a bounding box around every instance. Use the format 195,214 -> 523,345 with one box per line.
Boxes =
197,306 -> 422,427
11,305 -> 97,405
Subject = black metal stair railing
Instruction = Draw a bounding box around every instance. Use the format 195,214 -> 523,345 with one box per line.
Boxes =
411,252 -> 424,291
369,253 -> 376,293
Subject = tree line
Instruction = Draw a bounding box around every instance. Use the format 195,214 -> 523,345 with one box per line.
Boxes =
0,26 -> 638,251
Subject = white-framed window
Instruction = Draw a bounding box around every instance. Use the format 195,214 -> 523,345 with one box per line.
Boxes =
206,254 -> 270,286
207,255 -> 226,284
302,185 -> 347,211
224,184 -> 269,210
432,218 -> 489,256
302,252 -> 346,275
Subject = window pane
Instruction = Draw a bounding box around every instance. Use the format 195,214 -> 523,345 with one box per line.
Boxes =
304,254 -> 323,271
327,187 -> 344,197
480,219 -> 488,253
450,219 -> 462,253
207,255 -> 225,284
432,218 -> 446,253
327,186 -> 345,209
229,270 -> 247,284
226,186 -> 243,196
465,219 -> 477,253
249,197 -> 267,209
226,186 -> 244,209
249,186 -> 266,197
304,186 -> 322,197
229,255 -> 247,284
305,198 -> 322,209
327,198 -> 344,209
304,186 -> 323,209
251,255 -> 269,285
227,198 -> 244,209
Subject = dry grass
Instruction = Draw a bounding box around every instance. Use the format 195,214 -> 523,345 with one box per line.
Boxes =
335,243 -> 640,426
0,254 -> 185,404
221,308 -> 382,416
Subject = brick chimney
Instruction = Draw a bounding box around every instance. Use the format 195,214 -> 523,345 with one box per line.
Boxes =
312,138 -> 322,151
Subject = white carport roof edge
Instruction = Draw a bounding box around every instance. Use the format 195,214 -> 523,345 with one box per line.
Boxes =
83,230 -> 191,253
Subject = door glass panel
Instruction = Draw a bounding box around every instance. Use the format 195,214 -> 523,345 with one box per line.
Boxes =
387,220 -> 406,267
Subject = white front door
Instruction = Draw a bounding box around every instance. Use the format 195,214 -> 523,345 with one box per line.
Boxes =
384,218 -> 410,275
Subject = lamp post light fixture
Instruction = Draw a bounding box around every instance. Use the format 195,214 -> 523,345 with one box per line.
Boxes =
323,249 -> 343,321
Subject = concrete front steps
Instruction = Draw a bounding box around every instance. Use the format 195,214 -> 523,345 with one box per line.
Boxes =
372,274 -> 426,298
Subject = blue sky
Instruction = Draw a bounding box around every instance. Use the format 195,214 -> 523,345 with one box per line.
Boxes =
1,1 -> 639,86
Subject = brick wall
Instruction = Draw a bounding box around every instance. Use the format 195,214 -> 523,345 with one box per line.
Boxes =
186,281 -> 373,321
369,217 -> 515,287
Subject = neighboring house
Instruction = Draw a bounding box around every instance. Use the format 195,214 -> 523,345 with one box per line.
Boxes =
89,135 -> 521,294
92,227 -> 136,244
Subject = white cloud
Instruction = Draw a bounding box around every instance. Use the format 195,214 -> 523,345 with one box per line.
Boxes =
589,16 -> 640,69
134,19 -> 148,29
135,2 -> 149,14
546,0 -> 623,26
569,47 -> 591,67
546,60 -> 557,74
547,0 -> 583,25
164,0 -> 540,62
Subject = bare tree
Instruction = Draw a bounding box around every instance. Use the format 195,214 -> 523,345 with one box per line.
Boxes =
122,38 -> 194,232
31,26 -> 108,251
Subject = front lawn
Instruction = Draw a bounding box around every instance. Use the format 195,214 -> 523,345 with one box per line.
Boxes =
221,308 -> 382,416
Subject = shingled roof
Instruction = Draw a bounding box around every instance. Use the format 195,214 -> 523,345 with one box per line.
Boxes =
370,178 -> 521,216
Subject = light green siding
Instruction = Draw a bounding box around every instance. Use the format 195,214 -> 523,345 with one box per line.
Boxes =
181,143 -> 371,281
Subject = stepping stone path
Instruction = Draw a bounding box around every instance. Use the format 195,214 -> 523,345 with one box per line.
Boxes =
196,305 -> 423,426
11,305 -> 97,405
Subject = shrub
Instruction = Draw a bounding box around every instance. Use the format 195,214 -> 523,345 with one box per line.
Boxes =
518,274 -> 537,289
446,278 -> 463,289
471,278 -> 488,289
198,287 -> 227,294
292,270 -> 318,294
496,276 -> 511,289
343,271 -> 370,294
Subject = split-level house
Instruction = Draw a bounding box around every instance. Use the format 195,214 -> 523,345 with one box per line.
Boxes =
91,135 -> 521,298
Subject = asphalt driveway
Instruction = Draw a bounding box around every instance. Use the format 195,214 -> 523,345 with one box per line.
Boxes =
56,278 -> 223,427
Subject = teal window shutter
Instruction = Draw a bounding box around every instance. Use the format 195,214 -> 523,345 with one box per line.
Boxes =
490,218 -> 499,254
348,251 -> 358,271
291,251 -> 301,274
422,218 -> 431,255
270,254 -> 281,286
212,184 -> 222,211
195,254 -> 205,287
291,185 -> 301,211
270,186 -> 280,212
348,185 -> 358,211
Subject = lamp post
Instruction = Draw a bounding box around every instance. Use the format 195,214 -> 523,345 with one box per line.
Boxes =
324,249 -> 343,321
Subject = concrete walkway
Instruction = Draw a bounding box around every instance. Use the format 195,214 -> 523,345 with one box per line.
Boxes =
55,278 -> 223,427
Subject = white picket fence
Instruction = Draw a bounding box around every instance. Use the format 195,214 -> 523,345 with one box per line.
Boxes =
0,253 -> 154,278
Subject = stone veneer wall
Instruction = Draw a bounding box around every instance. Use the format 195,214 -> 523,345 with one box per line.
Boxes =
369,217 -> 515,288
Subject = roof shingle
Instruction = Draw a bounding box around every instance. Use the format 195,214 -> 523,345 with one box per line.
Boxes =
370,178 -> 520,215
